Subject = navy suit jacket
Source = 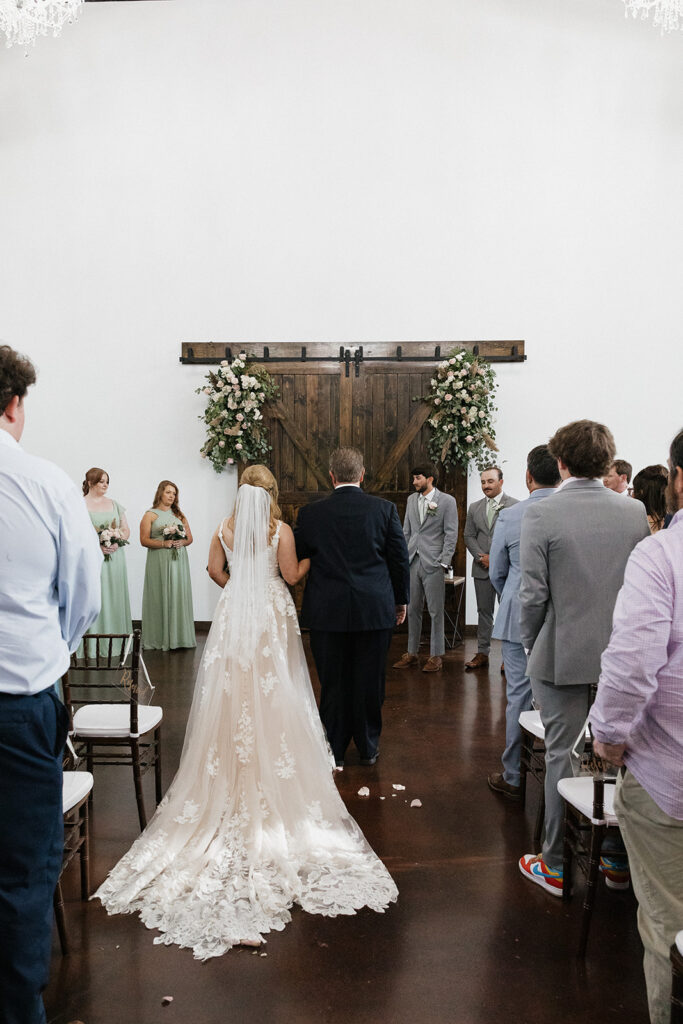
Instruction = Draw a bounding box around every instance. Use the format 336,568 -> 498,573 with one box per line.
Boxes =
294,486 -> 410,632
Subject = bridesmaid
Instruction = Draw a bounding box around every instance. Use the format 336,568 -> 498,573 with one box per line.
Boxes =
82,467 -> 133,656
140,479 -> 196,651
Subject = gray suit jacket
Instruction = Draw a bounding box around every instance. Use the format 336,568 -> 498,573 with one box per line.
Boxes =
519,479 -> 650,686
403,488 -> 458,572
490,488 -> 557,643
464,493 -> 519,579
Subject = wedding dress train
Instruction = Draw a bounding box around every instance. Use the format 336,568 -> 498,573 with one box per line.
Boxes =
95,509 -> 397,960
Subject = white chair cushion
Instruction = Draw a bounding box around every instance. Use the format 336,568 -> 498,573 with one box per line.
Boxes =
63,770 -> 94,813
557,776 -> 619,825
519,709 -> 545,740
72,704 -> 163,739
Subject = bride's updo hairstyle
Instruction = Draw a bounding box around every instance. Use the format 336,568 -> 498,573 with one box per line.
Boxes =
238,465 -> 281,540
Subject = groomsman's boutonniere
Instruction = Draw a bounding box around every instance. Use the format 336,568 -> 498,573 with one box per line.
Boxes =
426,501 -> 439,517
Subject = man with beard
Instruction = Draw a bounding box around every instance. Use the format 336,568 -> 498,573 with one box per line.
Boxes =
393,462 -> 458,674
590,428 -> 683,1024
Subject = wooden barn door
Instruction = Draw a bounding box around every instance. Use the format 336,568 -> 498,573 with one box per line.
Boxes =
181,339 -> 525,635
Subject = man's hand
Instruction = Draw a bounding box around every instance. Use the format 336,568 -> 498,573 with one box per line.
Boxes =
593,740 -> 626,767
395,605 -> 407,626
479,554 -> 489,569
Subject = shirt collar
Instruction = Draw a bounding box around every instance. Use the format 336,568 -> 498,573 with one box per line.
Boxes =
0,428 -> 20,449
422,487 -> 436,502
334,483 -> 361,489
487,492 -> 504,505
557,476 -> 601,491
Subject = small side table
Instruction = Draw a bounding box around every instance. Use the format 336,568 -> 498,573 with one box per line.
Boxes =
444,575 -> 466,648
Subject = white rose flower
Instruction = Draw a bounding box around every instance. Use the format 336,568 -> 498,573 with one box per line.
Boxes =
227,457 -> 234,464
456,352 -> 464,360
459,369 -> 467,377
430,379 -> 437,386
479,410 -> 486,418
466,434 -> 473,443
220,359 -> 228,366
434,398 -> 441,405
236,443 -> 243,450
219,440 -> 225,447
259,393 -> 265,401
449,358 -> 456,364
445,394 -> 453,401
236,413 -> 244,421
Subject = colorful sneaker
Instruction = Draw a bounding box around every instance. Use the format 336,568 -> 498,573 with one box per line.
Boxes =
599,856 -> 630,890
519,853 -> 563,897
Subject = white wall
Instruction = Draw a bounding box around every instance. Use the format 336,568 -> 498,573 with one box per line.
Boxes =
1,0 -> 681,621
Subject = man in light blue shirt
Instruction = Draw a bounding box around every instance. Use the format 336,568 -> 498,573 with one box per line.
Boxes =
0,345 -> 101,1024
487,445 -> 559,798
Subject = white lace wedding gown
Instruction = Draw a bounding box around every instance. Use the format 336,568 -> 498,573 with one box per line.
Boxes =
95,520 -> 398,960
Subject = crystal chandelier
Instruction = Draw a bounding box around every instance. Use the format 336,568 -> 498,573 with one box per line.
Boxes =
623,0 -> 683,32
0,0 -> 84,48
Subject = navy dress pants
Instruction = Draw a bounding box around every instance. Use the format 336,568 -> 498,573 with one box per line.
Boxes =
309,629 -> 393,763
0,687 -> 68,1024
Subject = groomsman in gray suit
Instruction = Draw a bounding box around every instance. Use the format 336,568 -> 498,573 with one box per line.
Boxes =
518,420 -> 650,897
487,445 -> 560,799
393,463 -> 458,673
463,467 -> 518,670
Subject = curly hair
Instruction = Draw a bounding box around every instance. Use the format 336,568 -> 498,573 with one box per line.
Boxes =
235,464 -> 281,540
548,420 -> 616,479
152,480 -> 185,521
0,345 -> 36,416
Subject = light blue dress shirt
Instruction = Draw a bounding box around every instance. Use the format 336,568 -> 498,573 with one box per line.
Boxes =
0,429 -> 102,694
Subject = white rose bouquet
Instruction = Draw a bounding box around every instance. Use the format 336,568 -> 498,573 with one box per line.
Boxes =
420,348 -> 499,470
97,524 -> 129,562
163,522 -> 187,560
195,352 -> 278,473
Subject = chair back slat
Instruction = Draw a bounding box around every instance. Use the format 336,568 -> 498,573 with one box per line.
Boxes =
64,630 -> 143,734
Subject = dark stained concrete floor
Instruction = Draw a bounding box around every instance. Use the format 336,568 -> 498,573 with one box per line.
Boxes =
46,635 -> 649,1024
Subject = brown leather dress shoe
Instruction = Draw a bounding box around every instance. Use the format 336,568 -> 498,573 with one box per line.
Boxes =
487,772 -> 521,800
422,656 -> 443,673
393,652 -> 419,668
465,653 -> 489,670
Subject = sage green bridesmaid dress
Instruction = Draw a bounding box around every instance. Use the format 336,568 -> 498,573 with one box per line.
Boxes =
141,509 -> 196,651
82,499 -> 133,657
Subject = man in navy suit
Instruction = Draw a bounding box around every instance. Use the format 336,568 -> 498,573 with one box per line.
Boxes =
487,445 -> 560,799
295,447 -> 410,768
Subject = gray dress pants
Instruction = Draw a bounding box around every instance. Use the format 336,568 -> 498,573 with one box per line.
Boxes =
531,676 -> 591,871
407,558 -> 445,658
473,577 -> 497,655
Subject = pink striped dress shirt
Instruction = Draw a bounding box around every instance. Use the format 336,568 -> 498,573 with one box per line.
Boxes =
590,509 -> 683,820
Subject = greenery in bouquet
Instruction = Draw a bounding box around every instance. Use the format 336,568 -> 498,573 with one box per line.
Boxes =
196,352 -> 278,473
422,348 -> 499,470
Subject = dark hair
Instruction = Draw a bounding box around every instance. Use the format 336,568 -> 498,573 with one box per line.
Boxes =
611,459 -> 633,483
548,420 -> 616,479
411,462 -> 437,483
670,429 -> 683,477
526,445 -> 560,488
480,466 -> 503,480
632,465 -> 668,526
153,479 -> 185,521
82,467 -> 109,496
329,447 -> 364,483
0,344 -> 36,416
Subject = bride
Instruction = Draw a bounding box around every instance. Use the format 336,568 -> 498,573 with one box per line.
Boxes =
94,465 -> 398,959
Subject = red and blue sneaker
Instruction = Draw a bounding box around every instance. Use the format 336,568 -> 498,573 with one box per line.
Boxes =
599,856 -> 630,890
519,853 -> 563,896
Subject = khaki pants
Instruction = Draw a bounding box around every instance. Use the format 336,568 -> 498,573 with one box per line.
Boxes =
615,770 -> 683,1024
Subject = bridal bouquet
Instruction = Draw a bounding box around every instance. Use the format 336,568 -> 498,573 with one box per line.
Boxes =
421,347 -> 499,470
196,351 -> 278,473
163,522 -> 187,560
97,525 -> 129,562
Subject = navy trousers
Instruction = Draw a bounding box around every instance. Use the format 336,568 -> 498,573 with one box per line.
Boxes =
309,629 -> 393,763
0,687 -> 68,1024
